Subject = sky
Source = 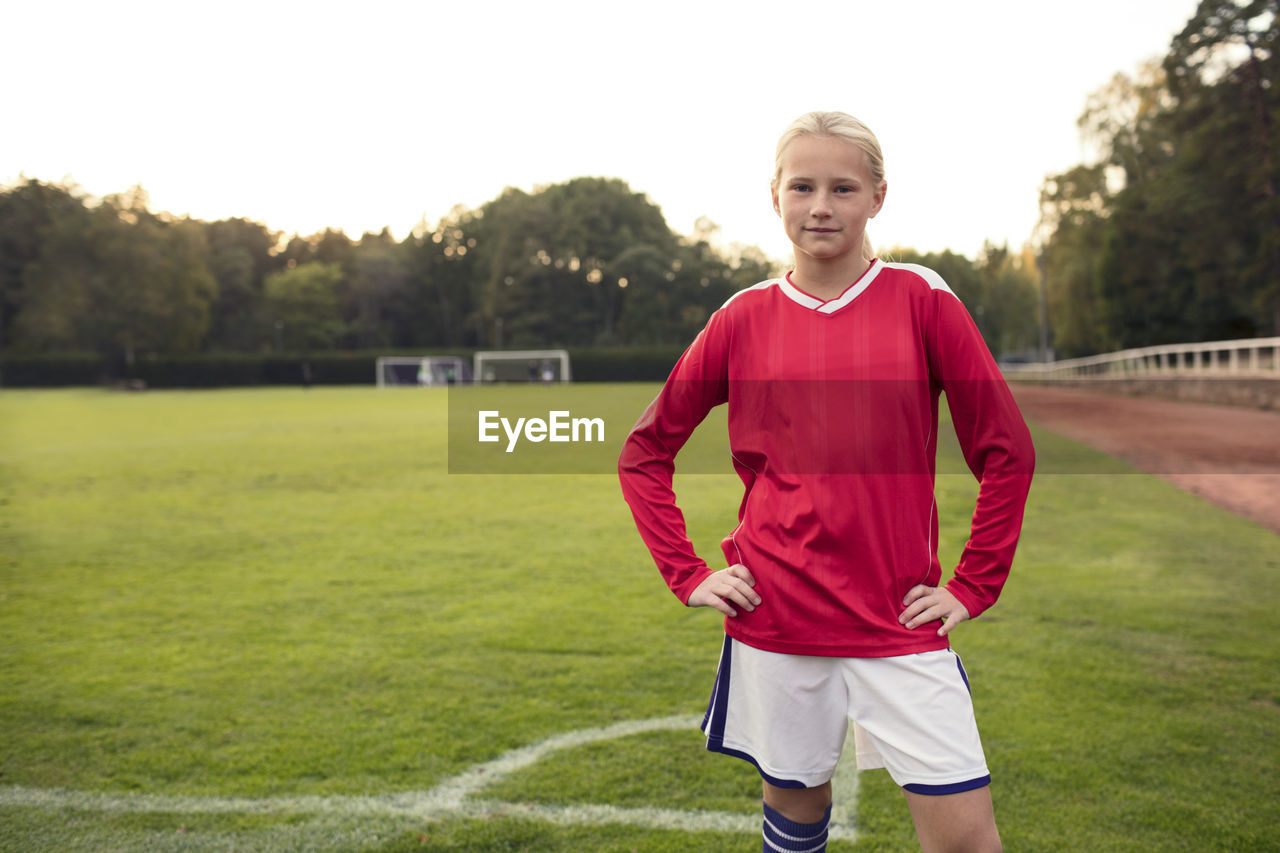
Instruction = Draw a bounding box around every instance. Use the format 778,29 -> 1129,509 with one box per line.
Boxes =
2,0 -> 1199,263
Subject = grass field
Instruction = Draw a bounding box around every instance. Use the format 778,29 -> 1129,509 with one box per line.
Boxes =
1,386 -> 1277,852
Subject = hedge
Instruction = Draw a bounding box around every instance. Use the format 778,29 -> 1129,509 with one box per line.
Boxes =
564,346 -> 682,382
0,353 -> 104,387
0,347 -> 687,388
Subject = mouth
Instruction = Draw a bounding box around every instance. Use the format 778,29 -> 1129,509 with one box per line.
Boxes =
805,227 -> 839,234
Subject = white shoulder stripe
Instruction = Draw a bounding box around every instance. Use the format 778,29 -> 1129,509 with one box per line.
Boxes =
883,262 -> 956,297
719,278 -> 781,310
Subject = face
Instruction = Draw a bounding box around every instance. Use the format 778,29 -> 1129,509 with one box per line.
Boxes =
771,134 -> 886,265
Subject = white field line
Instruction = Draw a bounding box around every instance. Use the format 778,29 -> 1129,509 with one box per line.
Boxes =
0,714 -> 859,842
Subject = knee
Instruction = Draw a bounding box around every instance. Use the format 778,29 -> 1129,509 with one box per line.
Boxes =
903,787 -> 1001,853
762,780 -> 832,825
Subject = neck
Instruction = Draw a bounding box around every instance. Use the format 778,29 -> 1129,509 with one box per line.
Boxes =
790,253 -> 874,301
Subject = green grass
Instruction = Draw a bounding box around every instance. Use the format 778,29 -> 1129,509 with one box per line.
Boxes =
1,386 -> 1277,851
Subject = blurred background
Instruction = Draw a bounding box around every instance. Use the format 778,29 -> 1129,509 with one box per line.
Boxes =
1,0 -> 1274,383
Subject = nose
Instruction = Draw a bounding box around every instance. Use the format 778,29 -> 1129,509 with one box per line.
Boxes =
810,190 -> 834,218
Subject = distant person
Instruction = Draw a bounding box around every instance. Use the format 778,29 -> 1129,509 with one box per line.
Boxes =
618,111 -> 1034,852
540,360 -> 555,384
417,359 -> 433,387
301,361 -> 312,389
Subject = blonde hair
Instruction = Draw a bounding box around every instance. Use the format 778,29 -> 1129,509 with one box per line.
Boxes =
772,111 -> 886,261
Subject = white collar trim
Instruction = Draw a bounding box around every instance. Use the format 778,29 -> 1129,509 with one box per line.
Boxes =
780,260 -> 885,314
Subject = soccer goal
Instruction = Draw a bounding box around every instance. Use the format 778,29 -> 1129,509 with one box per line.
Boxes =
474,349 -> 572,383
376,356 -> 472,388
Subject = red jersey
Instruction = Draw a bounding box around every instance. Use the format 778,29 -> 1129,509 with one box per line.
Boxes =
618,260 -> 1035,657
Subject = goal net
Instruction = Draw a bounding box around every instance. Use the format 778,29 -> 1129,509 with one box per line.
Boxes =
376,356 -> 471,388
473,349 -> 572,383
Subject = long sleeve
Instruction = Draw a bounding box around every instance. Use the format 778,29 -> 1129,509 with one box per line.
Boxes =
929,289 -> 1036,618
618,312 -> 731,604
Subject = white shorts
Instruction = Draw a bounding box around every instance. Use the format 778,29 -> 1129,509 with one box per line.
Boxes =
701,637 -> 990,794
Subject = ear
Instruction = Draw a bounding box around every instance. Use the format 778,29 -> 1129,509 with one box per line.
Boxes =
771,181 -> 781,217
870,180 -> 887,218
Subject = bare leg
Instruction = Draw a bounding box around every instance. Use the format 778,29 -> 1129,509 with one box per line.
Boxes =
763,779 -> 832,824
902,786 -> 1002,853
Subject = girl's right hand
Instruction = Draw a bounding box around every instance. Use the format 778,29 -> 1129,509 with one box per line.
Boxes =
687,564 -> 761,617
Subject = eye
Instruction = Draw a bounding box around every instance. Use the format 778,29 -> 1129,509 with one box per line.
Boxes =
790,182 -> 811,192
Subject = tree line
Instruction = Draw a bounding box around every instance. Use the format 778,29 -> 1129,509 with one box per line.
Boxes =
0,172 -> 1040,369
3,2 -> 1274,373
1040,0 -> 1280,357
0,177 -> 779,365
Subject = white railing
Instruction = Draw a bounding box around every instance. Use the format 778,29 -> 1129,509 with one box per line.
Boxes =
1005,336 -> 1280,379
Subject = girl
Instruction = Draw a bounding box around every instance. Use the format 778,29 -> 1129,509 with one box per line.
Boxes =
618,111 -> 1034,852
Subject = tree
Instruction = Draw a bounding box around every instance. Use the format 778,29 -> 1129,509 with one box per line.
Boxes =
1038,165 -> 1114,356
1165,0 -> 1280,334
612,243 -> 678,343
975,242 -> 1040,358
203,217 -> 282,351
1078,62 -> 1173,188
0,179 -> 87,354
466,178 -> 683,346
13,188 -> 218,363
1037,1 -> 1280,351
400,206 -> 478,348
343,230 -> 410,349
261,262 -> 345,352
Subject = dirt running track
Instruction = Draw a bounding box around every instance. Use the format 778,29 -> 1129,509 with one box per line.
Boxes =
1009,384 -> 1280,535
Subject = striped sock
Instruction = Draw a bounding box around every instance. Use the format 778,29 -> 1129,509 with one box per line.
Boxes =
762,801 -> 830,853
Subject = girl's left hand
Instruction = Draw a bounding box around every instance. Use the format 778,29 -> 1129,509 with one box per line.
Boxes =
899,585 -> 971,637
